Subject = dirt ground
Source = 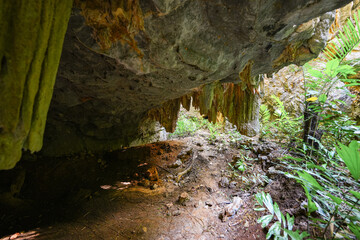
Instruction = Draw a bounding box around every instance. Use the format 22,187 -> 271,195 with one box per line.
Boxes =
0,129 -> 305,240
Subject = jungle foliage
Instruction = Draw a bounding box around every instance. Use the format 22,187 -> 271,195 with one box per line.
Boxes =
256,10 -> 360,240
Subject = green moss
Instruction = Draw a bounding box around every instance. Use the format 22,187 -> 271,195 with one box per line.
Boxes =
25,0 -> 74,152
0,0 -> 73,170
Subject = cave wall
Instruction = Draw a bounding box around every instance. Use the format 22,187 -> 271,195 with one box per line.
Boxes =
0,0 -> 73,169
0,0 -> 353,169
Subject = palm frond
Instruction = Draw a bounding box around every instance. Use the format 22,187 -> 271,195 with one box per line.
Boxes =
324,10 -> 360,63
260,104 -> 270,124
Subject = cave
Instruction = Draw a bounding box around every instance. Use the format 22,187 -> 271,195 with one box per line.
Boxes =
0,0 -> 357,239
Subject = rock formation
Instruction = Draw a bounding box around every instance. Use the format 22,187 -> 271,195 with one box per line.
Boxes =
0,0 -> 73,169
0,0 -> 352,169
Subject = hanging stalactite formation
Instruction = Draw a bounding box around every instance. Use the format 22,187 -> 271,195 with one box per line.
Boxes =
147,62 -> 262,136
0,0 -> 73,169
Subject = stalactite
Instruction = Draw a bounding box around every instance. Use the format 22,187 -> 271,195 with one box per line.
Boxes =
0,0 -> 73,170
147,62 -> 261,136
147,98 -> 181,133
192,81 -> 260,136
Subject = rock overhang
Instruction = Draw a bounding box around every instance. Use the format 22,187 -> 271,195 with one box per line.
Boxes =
0,0 -> 353,169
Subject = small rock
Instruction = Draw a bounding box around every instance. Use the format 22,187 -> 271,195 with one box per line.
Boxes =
229,181 -> 237,189
177,192 -> 190,205
150,184 -> 158,190
258,155 -> 268,161
138,179 -> 151,187
172,210 -> 181,216
205,201 -> 213,207
268,150 -> 284,161
223,197 -> 244,221
168,159 -> 182,168
219,177 -> 230,188
254,144 -> 275,155
244,221 -> 249,228
165,203 -> 173,209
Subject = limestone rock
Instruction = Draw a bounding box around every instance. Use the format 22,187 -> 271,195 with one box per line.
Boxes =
43,0 -> 350,157
0,0 -> 73,169
220,196 -> 244,221
219,177 -> 230,188
177,192 -> 190,206
0,0 -> 352,169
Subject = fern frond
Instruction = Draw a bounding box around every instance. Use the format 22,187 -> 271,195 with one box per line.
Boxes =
324,10 -> 360,63
260,104 -> 270,123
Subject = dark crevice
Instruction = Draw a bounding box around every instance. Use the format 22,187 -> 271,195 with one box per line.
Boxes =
0,55 -> 7,79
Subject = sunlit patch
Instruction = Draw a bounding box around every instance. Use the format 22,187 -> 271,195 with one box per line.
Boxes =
137,163 -> 148,167
119,182 -> 131,185
0,231 -> 40,240
100,185 -> 113,190
101,182 -> 132,191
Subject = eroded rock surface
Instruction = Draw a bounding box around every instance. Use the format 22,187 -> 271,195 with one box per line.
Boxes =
0,0 -> 353,169
43,0 -> 351,157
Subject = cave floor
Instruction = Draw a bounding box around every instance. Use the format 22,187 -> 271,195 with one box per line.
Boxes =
0,129 -> 305,240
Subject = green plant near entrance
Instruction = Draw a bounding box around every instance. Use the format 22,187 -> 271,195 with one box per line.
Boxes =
282,141 -> 360,239
303,58 -> 360,150
169,111 -> 225,143
303,9 -> 360,150
255,192 -> 310,240
255,10 -> 360,240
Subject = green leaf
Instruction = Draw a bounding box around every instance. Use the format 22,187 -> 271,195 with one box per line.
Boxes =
254,207 -> 266,211
255,192 -> 264,206
350,190 -> 360,200
284,229 -> 310,240
266,221 -> 281,239
349,223 -> 360,239
327,193 -> 343,205
306,163 -> 326,171
307,69 -> 323,78
345,83 -> 360,87
326,59 -> 340,76
318,94 -> 327,103
282,155 -> 303,162
311,218 -> 328,224
308,198 -> 318,213
286,213 -> 294,231
302,186 -> 318,214
263,192 -> 274,214
281,213 -> 286,229
273,202 -> 282,223
299,231 -> 311,239
258,214 -> 273,228
336,141 -> 360,180
296,171 -> 324,191
324,9 -> 360,63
